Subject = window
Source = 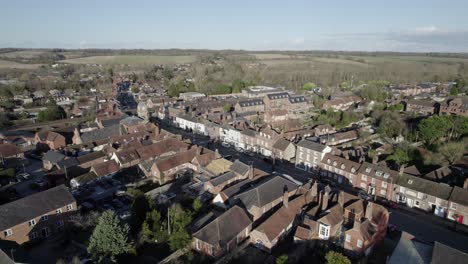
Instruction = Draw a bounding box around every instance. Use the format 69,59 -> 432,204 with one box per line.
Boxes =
29,232 -> 38,240
57,220 -> 64,227
451,203 -> 457,210
357,239 -> 363,248
382,181 -> 387,188
209,245 -> 214,256
41,215 -> 48,221
417,192 -> 424,199
414,200 -> 420,208
41,227 -> 50,238
380,189 -> 387,196
376,171 -> 382,177
345,234 -> 351,243
4,229 -> 12,237
365,167 -> 371,173
341,164 -> 346,170
319,224 -> 330,239
56,208 -> 62,214
29,219 -> 36,227
408,179 -> 413,184
371,178 -> 376,184
383,173 -> 390,179
327,159 -> 331,164
351,167 -> 356,173
360,183 -> 367,189
361,175 -> 367,181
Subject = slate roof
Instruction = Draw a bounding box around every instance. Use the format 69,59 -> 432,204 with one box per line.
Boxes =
431,241 -> 468,264
395,173 -> 452,200
0,185 -> 75,231
358,162 -> 399,182
229,160 -> 250,177
297,139 -> 327,152
81,125 -> 120,143
36,131 -> 64,142
120,116 -> 144,126
449,186 -> 468,206
57,157 -> 79,168
114,149 -> 140,165
193,205 -> 252,247
100,117 -> 123,127
406,99 -> 435,108
72,172 -> 99,185
43,151 -> 66,163
234,176 -> 299,209
208,171 -> 236,187
289,96 -> 306,104
266,92 -> 289,100
238,99 -> 264,107
322,153 -> 361,174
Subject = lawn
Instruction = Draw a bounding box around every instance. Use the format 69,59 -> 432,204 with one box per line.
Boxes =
0,59 -> 43,69
61,55 -> 197,65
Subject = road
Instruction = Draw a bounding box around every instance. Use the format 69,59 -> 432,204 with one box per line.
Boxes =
13,159 -> 45,197
389,209 -> 468,253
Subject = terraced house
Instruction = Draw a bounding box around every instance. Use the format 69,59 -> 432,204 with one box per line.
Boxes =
356,162 -> 398,200
393,173 -> 452,218
0,185 -> 76,245
295,140 -> 331,171
320,153 -> 362,186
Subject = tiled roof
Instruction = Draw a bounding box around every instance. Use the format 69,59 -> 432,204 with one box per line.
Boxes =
81,125 -> 120,143
43,150 -> 66,163
92,160 -> 119,177
0,144 -> 22,157
229,160 -> 250,177
357,162 -> 398,182
0,185 -> 75,231
193,205 -> 252,247
449,186 -> 468,206
318,204 -> 344,226
76,151 -> 106,164
297,139 -> 327,152
272,138 -> 293,151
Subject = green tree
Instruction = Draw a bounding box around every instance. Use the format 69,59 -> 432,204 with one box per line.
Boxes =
387,147 -> 410,168
192,198 -> 203,213
450,86 -> 459,95
375,111 -> 406,138
168,205 -> 192,251
418,116 -> 452,145
215,84 -> 232,94
130,194 -> 153,234
439,142 -> 465,165
163,67 -> 174,80
303,82 -> 317,91
325,251 -> 351,264
232,79 -> 245,93
141,209 -> 168,243
87,211 -> 133,263
223,104 -> 232,113
37,103 -> 66,122
276,254 -> 288,264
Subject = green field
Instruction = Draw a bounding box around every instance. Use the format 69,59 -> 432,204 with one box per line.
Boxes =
61,55 -> 197,65
0,59 -> 43,69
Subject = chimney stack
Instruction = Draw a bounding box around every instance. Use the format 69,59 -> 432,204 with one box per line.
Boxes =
338,191 -> 345,207
399,164 -> 406,175
353,217 -> 362,230
372,155 -> 378,164
322,188 -> 330,211
283,186 -> 289,208
365,202 -> 373,220
343,151 -> 349,160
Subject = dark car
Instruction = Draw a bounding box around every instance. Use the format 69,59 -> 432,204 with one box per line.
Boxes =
358,190 -> 373,201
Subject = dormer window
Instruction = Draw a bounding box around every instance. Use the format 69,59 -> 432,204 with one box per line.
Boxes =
333,161 -> 337,166
341,164 -> 346,170
383,173 -> 389,179
376,171 -> 382,176
351,167 -> 356,173
408,179 -> 413,184
327,159 -> 331,164
365,167 -> 371,173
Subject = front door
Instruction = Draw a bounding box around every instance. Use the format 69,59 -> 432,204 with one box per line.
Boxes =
407,198 -> 414,208
41,227 -> 50,238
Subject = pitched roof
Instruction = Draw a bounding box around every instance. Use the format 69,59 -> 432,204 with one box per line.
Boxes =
431,241 -> 468,264
449,186 -> 468,206
81,125 -> 120,143
395,173 -> 452,200
76,151 -> 106,164
318,204 -> 344,226
36,131 -> 64,142
358,162 -> 399,182
91,160 -> 119,177
234,176 -> 299,209
208,171 -> 237,187
254,194 -> 310,241
155,148 -> 197,172
72,171 -> 99,185
114,149 -> 140,165
0,185 -> 75,231
205,158 -> 233,175
193,205 -> 252,247
238,99 -> 264,107
297,139 -> 327,152
322,153 -> 361,174
43,151 -> 66,163
229,160 -> 250,177
273,138 -> 293,151
57,157 -> 79,168
0,144 -> 22,157
266,92 -> 289,100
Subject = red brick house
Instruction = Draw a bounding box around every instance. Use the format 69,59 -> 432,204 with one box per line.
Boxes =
35,131 -> 66,150
356,162 -> 398,200
0,185 -> 77,245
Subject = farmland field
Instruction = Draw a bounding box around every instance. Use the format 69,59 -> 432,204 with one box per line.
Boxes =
60,55 -> 197,65
0,59 -> 43,69
250,53 -> 305,60
0,50 -> 49,59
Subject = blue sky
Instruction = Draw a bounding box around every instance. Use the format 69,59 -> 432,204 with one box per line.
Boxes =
1,0 -> 468,52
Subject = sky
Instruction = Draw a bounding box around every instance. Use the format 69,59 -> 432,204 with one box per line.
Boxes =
1,0 -> 468,52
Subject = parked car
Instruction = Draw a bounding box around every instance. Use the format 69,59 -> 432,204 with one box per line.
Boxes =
16,172 -> 31,181
221,142 -> 231,148
358,190 -> 372,201
381,200 -> 399,209
34,179 -> 47,188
